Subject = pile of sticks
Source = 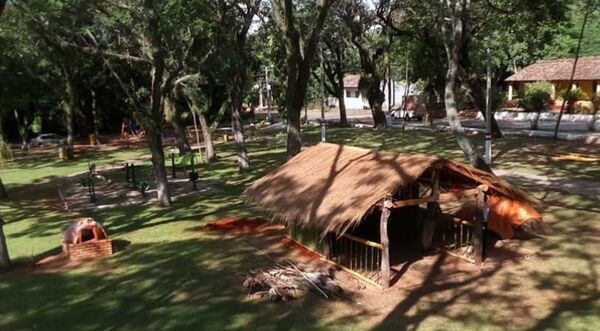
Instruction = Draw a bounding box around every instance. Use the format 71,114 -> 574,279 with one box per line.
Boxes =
243,264 -> 341,302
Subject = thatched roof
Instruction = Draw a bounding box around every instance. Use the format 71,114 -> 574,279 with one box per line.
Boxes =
505,56 -> 600,82
245,143 -> 536,235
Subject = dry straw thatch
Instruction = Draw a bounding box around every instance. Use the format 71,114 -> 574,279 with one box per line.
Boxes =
245,143 -> 536,235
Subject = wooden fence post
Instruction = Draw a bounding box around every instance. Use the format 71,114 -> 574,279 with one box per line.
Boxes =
380,199 -> 392,289
473,192 -> 485,266
0,217 -> 11,272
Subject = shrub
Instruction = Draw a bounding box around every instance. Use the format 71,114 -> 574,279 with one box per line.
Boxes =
523,82 -> 553,112
558,87 -> 589,103
591,92 -> 600,113
557,87 -> 589,113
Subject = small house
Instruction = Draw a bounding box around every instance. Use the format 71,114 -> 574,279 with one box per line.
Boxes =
245,143 -> 544,288
505,56 -> 600,100
328,74 -> 418,110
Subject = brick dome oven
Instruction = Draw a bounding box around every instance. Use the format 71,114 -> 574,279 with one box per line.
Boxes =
62,218 -> 113,259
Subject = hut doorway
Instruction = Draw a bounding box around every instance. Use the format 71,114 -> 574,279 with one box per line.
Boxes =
347,205 -> 424,266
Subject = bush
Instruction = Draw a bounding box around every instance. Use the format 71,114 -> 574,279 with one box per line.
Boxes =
557,87 -> 589,114
523,82 -> 553,112
591,92 -> 600,113
558,87 -> 589,103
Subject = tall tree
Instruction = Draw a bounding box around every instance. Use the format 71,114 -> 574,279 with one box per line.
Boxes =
225,0 -> 261,172
9,0 -> 98,160
320,7 -> 355,127
87,0 -> 217,206
0,0 -> 10,270
341,0 -> 391,128
270,0 -> 338,157
436,0 -> 492,171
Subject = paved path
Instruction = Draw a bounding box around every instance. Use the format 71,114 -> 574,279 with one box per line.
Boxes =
494,169 -> 600,197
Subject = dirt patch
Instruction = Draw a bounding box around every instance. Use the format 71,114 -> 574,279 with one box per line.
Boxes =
60,167 -> 222,211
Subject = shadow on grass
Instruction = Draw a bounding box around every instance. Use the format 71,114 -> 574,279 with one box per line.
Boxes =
0,233 -> 371,330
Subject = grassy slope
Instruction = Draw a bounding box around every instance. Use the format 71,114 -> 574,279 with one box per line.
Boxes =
0,128 -> 598,330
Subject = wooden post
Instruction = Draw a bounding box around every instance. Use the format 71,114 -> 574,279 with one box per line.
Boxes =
423,168 -> 440,251
0,217 -> 10,272
380,199 -> 392,289
473,192 -> 485,266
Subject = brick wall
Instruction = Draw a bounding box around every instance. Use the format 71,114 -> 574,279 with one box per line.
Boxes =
64,239 -> 113,260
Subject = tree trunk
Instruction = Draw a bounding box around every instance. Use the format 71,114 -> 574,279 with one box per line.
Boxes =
442,3 -> 492,173
0,176 -> 8,200
365,79 -> 387,128
468,79 -> 503,137
146,131 -> 171,206
197,111 -> 216,162
0,218 -> 10,272
143,0 -> 172,206
270,0 -> 335,158
230,69 -> 250,172
91,89 -> 100,142
372,101 -> 387,128
62,76 -> 77,160
166,96 -> 192,154
62,100 -> 75,160
336,82 -> 348,127
590,111 -> 599,132
286,89 -> 303,157
231,106 -> 250,172
14,110 -> 29,151
231,32 -> 251,172
284,63 -> 306,158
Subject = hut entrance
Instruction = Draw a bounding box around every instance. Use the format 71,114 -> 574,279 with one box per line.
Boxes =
347,205 -> 424,265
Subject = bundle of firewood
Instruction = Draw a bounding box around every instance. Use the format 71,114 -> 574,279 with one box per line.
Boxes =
243,265 -> 341,302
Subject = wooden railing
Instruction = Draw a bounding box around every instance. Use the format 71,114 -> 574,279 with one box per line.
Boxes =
327,233 -> 383,287
441,217 -> 477,264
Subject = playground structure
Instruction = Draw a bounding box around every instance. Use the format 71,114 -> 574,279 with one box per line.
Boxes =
60,154 -> 220,211
120,117 -> 144,140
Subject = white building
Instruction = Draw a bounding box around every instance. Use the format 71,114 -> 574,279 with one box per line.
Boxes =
328,74 -> 418,110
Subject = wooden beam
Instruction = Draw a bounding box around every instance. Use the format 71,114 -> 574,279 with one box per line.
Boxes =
389,185 -> 488,209
473,192 -> 485,266
390,196 -> 431,208
379,202 -> 391,289
438,185 -> 488,203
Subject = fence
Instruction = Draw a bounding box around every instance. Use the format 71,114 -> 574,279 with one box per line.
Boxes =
440,217 -> 477,264
327,233 -> 383,287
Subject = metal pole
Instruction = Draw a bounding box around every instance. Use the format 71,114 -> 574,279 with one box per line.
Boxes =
191,108 -> 201,154
387,63 -> 391,111
320,44 -> 326,142
553,7 -> 590,142
485,41 -> 492,165
171,153 -> 176,178
131,163 -> 136,189
265,66 -> 272,123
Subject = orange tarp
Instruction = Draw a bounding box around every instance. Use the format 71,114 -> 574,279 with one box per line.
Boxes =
457,196 -> 542,239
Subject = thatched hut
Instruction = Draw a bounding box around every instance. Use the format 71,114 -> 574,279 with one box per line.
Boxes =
246,143 -> 544,288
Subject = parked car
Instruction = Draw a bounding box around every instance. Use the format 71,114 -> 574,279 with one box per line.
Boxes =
390,96 -> 427,121
30,133 -> 67,147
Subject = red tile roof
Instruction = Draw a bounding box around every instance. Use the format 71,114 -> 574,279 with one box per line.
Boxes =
505,56 -> 600,82
343,74 -> 361,88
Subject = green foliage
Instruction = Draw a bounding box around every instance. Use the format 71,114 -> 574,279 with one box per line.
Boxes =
558,87 -> 589,102
544,3 -> 600,58
592,92 -> 600,112
523,82 -> 553,112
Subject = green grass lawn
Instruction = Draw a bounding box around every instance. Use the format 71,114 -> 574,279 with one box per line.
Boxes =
0,127 -> 599,330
